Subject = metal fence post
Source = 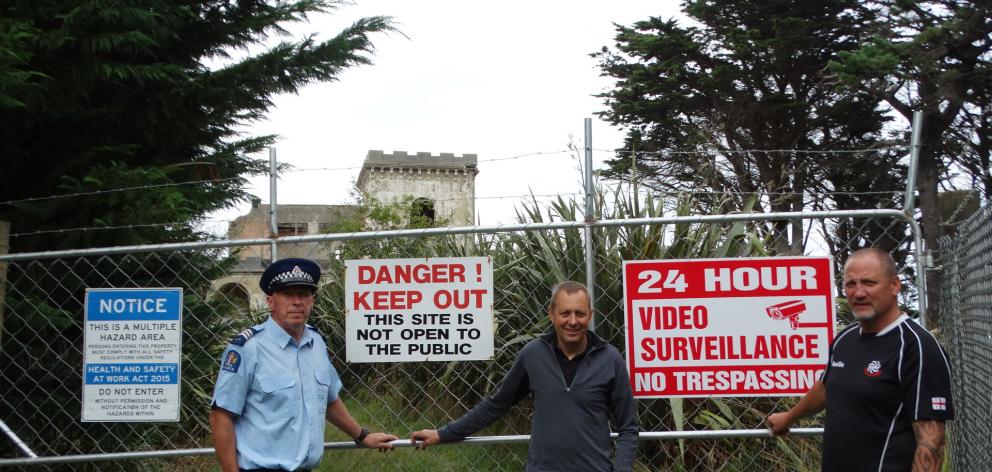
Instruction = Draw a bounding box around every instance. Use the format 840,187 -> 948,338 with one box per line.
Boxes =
904,111 -> 930,328
0,220 -> 8,350
583,118 -> 597,329
904,111 -> 922,215
269,147 -> 278,261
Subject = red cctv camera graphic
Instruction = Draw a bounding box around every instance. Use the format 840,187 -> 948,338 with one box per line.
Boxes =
766,300 -> 807,330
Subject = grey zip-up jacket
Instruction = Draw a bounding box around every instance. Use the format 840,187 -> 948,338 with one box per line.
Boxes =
438,331 -> 638,471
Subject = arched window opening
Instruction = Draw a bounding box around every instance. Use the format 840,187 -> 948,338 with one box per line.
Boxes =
218,283 -> 250,310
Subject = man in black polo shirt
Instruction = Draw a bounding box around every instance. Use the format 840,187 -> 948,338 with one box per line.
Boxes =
409,281 -> 639,471
766,248 -> 953,471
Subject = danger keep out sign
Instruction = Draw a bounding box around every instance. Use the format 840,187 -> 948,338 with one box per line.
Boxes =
345,257 -> 494,363
624,257 -> 835,398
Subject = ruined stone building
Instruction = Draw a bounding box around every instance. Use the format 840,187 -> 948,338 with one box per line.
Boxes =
212,150 -> 478,308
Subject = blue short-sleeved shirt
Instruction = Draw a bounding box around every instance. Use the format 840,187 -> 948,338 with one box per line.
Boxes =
212,316 -> 342,470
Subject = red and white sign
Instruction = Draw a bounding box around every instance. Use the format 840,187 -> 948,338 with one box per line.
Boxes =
623,257 -> 835,398
345,257 -> 494,363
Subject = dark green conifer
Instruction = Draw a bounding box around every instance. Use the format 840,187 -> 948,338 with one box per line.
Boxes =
0,0 -> 394,252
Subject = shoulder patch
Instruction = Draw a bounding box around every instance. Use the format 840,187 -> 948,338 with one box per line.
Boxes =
230,327 -> 260,346
221,350 -> 241,373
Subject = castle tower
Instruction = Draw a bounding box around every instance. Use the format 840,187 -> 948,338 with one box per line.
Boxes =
357,150 -> 478,226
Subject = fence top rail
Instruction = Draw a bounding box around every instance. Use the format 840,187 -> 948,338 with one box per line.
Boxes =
0,428 -> 825,466
0,208 -> 911,262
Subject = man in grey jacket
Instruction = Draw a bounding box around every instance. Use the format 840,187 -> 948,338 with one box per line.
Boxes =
410,281 -> 639,471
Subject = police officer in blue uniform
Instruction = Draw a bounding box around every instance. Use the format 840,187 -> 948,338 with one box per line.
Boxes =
210,258 -> 397,472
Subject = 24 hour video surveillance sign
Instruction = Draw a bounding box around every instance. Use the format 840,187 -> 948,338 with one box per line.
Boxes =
623,257 -> 835,398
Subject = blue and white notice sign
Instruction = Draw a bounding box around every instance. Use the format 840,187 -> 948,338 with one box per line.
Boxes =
82,288 -> 183,422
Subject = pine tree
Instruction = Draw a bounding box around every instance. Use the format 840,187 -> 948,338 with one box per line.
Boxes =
827,0 -> 992,323
0,2 -> 395,466
0,0 -> 395,253
594,0 -> 905,255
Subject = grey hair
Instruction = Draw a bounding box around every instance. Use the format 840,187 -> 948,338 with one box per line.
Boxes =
548,281 -> 591,311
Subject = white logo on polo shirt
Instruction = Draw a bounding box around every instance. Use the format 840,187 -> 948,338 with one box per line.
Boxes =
931,397 -> 947,411
864,360 -> 882,377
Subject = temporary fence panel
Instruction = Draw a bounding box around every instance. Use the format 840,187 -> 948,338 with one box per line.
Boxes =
939,204 -> 992,472
587,210 -> 918,471
0,210 -> 921,471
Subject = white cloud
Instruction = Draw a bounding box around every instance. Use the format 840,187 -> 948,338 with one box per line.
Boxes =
207,0 -> 684,233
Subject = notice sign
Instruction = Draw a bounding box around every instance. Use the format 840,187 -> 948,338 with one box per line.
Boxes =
82,288 -> 183,421
345,257 -> 494,363
623,257 -> 835,398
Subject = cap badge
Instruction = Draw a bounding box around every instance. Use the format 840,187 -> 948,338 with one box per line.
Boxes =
269,265 -> 314,289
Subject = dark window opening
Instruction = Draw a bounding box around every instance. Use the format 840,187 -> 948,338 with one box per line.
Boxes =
277,222 -> 308,236
410,198 -> 436,224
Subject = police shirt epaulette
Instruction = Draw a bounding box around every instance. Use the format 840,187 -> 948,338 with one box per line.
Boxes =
307,325 -> 327,345
230,327 -> 260,346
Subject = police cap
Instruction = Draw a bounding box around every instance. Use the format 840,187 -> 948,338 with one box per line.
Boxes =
259,258 -> 320,295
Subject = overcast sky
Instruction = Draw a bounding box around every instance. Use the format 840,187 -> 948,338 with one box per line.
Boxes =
206,1 -> 685,233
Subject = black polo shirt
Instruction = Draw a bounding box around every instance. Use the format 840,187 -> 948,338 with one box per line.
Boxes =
821,314 -> 954,471
552,334 -> 592,387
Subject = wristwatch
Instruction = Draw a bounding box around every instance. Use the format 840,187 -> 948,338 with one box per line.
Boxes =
354,427 -> 370,446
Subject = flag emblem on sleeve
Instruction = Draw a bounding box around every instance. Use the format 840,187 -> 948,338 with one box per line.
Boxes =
931,397 -> 947,411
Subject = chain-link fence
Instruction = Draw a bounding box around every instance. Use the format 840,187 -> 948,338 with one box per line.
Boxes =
939,204 -> 992,472
1,209 -> 922,471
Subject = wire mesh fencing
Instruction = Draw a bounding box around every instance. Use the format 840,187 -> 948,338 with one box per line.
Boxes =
586,211 -> 918,471
0,210 -> 921,471
939,204 -> 992,472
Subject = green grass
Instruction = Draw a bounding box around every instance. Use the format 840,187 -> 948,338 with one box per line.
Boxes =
166,395 -> 529,472
316,395 -> 528,471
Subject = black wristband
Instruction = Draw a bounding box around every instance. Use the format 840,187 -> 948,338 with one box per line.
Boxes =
354,427 -> 370,446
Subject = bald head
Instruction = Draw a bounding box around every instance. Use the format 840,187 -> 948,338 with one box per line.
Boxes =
843,248 -> 902,328
845,248 -> 898,280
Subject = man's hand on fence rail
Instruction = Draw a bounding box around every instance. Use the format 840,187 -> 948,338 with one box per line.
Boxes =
765,412 -> 793,437
361,431 -> 400,452
765,380 -> 826,437
410,429 -> 442,450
